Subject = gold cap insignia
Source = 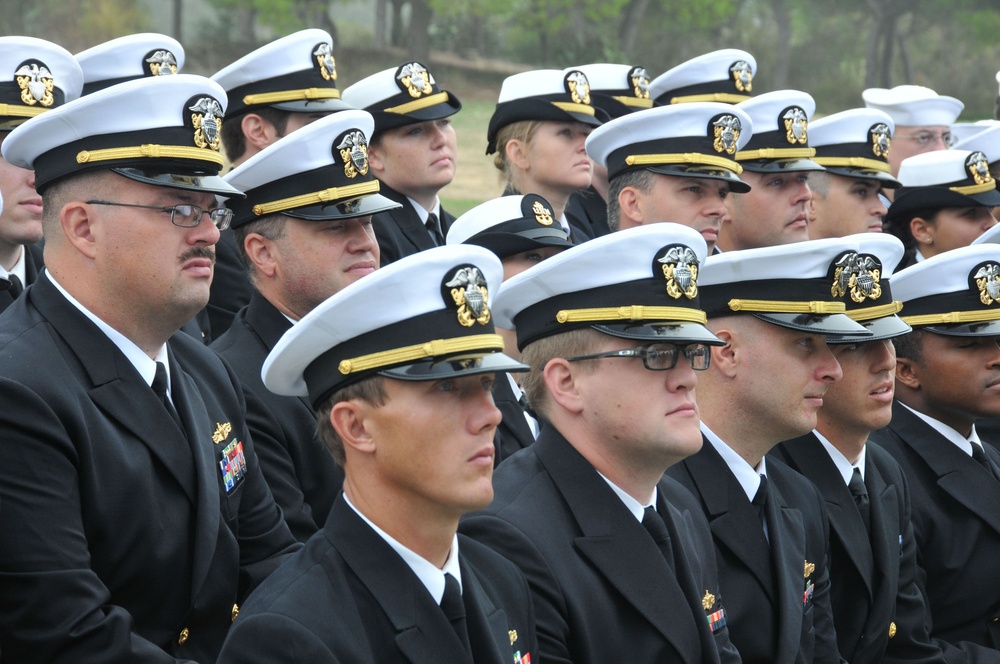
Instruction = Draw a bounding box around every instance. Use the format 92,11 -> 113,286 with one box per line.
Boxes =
212,422 -> 233,444
15,61 -> 56,107
658,244 -> 700,300
189,97 -> 224,151
730,60 -> 753,93
974,262 -> 1000,305
783,106 -> 808,145
870,123 -> 891,159
967,151 -> 993,186
445,266 -> 491,327
804,560 -> 815,579
313,42 -> 337,82
397,62 -> 433,99
629,66 -> 651,100
832,252 -> 882,303
145,50 -> 178,77
712,114 -> 742,155
336,130 -> 370,178
565,70 -> 591,105
533,200 -> 554,225
702,590 -> 716,610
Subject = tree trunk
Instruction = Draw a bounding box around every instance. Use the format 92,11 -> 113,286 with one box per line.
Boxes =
618,0 -> 651,60
391,0 -> 406,48
375,0 -> 388,49
173,0 -> 183,42
769,0 -> 791,89
407,0 -> 434,63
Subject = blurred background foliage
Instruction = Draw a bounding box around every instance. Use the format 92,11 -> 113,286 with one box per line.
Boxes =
4,0 -> 1000,211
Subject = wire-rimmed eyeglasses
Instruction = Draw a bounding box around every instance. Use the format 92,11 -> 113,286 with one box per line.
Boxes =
567,342 -> 712,371
87,200 -> 234,230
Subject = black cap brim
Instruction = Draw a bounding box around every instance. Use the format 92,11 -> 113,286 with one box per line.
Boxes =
592,321 -> 724,346
920,320 -> 1000,337
113,167 -> 245,198
645,164 -> 751,193
827,314 -> 911,344
739,158 -> 826,174
282,193 -> 402,222
886,186 -> 1000,223
752,312 -> 872,336
378,351 -> 528,381
372,94 -> 463,133
820,166 -> 901,188
466,230 -> 573,259
270,99 -> 353,113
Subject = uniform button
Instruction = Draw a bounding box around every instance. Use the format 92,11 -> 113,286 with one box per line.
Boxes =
232,603 -> 240,622
178,627 -> 190,645
888,622 -> 897,638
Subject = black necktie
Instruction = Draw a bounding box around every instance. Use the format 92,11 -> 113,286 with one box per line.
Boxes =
971,443 -> 998,480
849,467 -> 871,534
152,362 -> 185,434
752,474 -> 768,529
440,573 -> 472,656
642,505 -> 675,570
425,212 -> 443,246
6,273 -> 22,299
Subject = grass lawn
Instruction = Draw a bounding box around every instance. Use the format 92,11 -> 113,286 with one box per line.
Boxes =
439,98 -> 505,217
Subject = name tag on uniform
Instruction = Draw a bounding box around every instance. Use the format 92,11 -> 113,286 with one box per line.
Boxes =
219,438 -> 247,492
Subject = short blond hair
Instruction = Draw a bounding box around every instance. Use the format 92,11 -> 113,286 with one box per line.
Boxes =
493,119 -> 543,189
519,327 -> 606,420
315,375 -> 388,467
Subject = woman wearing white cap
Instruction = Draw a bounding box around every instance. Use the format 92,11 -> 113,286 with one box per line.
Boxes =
486,69 -> 608,243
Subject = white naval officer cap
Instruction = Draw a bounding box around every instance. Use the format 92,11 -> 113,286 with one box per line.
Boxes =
585,101 -> 752,191
953,121 -> 1000,168
0,36 -> 83,130
892,244 -> 1000,337
735,90 -> 823,173
950,120 -> 998,147
446,194 -> 572,259
825,233 -> 911,343
570,63 -> 653,119
485,68 -> 608,155
263,244 -> 527,408
493,223 -> 723,351
698,238 -> 872,336
224,109 -> 400,228
808,108 -> 900,187
212,29 -> 350,118
341,61 -> 461,134
76,33 -> 184,95
887,149 -> 1000,226
649,49 -> 756,106
2,74 -> 242,198
862,85 -> 963,127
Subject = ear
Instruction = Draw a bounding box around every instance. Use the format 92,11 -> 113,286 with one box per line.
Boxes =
709,328 -> 738,378
330,400 -> 376,456
541,358 -> 584,414
505,138 -> 531,172
909,216 -> 933,247
60,200 -> 99,259
243,232 -> 278,278
241,113 -> 281,152
366,140 -> 386,175
894,355 -> 921,390
616,186 -> 643,225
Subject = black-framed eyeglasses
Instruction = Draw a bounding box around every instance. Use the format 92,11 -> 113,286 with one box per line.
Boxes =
567,342 -> 712,371
86,200 -> 234,230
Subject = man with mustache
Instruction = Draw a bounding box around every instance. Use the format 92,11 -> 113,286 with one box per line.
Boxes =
0,75 -> 299,662
871,244 -> 1000,659
667,238 -> 869,663
771,235 -> 947,663
211,110 -> 401,541
0,37 -> 81,313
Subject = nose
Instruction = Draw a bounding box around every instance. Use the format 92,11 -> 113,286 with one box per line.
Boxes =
819,342 -> 843,383
667,357 -> 699,392
192,208 -> 221,244
792,179 -> 812,205
872,197 -> 888,218
472,384 -> 503,433
872,339 -> 896,373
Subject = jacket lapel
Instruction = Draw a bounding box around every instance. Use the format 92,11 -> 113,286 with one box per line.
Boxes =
31,275 -> 197,502
779,435 -> 875,598
381,185 -> 438,253
460,556 -> 509,664
684,439 -> 776,604
535,431 -> 702,663
864,457 -> 899,624
765,477 -> 808,664
889,402 -> 1000,536
332,500 -> 473,664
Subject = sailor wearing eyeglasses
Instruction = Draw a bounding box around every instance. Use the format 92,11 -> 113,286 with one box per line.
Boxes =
461,223 -> 741,664
666,237 -> 873,664
862,85 -> 964,182
0,75 -> 300,662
